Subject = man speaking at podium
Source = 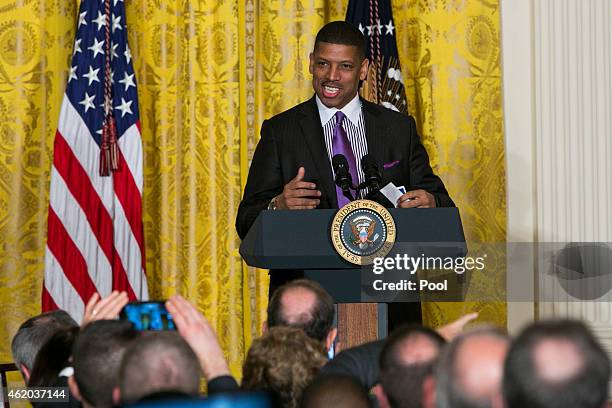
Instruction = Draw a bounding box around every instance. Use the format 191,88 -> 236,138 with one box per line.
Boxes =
236,21 -> 453,305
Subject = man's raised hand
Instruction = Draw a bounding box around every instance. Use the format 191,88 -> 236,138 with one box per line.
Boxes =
275,167 -> 322,210
166,295 -> 230,380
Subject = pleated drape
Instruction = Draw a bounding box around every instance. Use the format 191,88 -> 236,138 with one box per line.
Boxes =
0,0 -> 505,377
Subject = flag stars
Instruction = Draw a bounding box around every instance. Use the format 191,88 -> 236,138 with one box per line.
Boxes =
385,20 -> 395,36
68,65 -> 78,82
359,20 -> 395,37
78,11 -> 87,28
375,19 -> 383,35
83,65 -> 100,86
92,11 -> 107,31
88,38 -> 105,58
79,92 -> 96,112
119,72 -> 136,91
124,46 -> 132,63
73,38 -> 82,55
111,43 -> 119,60
115,97 -> 133,117
112,15 -> 122,32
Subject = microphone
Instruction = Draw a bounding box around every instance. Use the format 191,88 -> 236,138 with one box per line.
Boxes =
332,154 -> 354,200
360,154 -> 382,192
359,154 -> 393,207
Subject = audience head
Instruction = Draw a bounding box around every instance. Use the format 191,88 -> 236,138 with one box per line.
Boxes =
69,320 -> 139,408
504,319 -> 610,408
11,310 -> 78,381
378,325 -> 446,408
300,374 -> 371,408
242,326 -> 329,408
267,279 -> 336,349
118,331 -> 201,404
28,326 -> 79,387
435,326 -> 510,408
314,21 -> 366,60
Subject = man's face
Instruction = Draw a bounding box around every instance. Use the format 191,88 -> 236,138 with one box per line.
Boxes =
309,41 -> 368,109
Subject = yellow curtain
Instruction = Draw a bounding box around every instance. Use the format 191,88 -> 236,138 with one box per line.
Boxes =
393,1 -> 506,326
0,0 -> 505,379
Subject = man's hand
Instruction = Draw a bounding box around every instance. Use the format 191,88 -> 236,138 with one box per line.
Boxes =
82,291 -> 129,326
166,295 -> 230,380
275,167 -> 321,209
436,312 -> 479,341
397,189 -> 436,208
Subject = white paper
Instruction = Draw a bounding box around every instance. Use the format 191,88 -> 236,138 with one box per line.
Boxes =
380,182 -> 404,208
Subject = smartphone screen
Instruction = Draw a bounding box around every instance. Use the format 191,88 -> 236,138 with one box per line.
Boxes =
120,301 -> 175,330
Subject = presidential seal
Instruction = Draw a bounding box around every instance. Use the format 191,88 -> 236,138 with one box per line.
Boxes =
330,200 -> 396,265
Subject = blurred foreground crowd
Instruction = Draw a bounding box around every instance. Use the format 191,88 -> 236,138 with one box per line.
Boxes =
11,279 -> 611,408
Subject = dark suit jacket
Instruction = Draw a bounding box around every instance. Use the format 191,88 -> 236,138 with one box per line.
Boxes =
319,339 -> 384,390
236,96 -> 454,239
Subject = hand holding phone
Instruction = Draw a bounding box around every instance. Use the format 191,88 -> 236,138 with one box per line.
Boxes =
82,291 -> 129,326
166,295 -> 230,380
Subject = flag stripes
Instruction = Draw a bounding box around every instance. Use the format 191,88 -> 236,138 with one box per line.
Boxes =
43,0 -> 148,320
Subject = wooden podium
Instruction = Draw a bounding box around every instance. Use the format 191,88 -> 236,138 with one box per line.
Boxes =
240,207 -> 466,347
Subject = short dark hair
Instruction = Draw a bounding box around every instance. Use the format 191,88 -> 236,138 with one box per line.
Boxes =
11,310 -> 77,374
300,374 -> 371,408
314,21 -> 366,60
435,327 -> 509,408
504,319 -> 610,408
242,326 -> 328,408
267,279 -> 334,343
72,320 -> 139,407
28,326 -> 79,387
119,332 -> 201,404
379,325 -> 446,408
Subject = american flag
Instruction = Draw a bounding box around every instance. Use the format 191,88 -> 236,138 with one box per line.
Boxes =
346,0 -> 409,114
42,0 -> 148,320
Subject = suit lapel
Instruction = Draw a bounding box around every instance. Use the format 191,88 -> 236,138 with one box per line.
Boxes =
299,97 -> 337,207
361,99 -> 385,170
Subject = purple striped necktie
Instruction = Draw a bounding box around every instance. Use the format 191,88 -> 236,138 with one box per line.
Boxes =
332,111 -> 358,207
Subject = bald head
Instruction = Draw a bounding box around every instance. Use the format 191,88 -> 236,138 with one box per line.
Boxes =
436,327 -> 509,408
396,332 -> 441,366
379,325 -> 446,408
281,287 -> 318,326
267,279 -> 334,342
454,333 -> 509,402
533,338 -> 583,383
504,319 -> 610,408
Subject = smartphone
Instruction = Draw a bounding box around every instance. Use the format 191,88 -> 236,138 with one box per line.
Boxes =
120,301 -> 176,330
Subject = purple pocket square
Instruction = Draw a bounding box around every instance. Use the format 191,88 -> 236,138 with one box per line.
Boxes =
383,160 -> 401,169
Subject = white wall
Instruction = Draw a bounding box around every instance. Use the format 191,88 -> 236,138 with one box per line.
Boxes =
501,0 -> 537,334
502,0 -> 612,331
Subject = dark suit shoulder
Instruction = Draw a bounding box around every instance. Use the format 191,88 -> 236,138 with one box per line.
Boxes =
361,98 -> 416,125
319,340 -> 384,389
